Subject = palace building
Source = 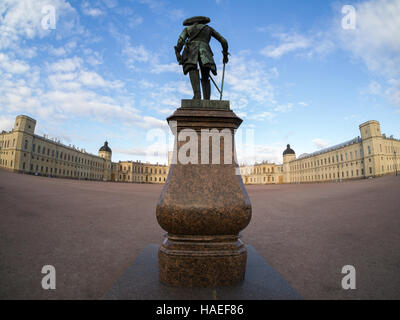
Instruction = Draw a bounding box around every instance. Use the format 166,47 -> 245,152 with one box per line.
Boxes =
239,120 -> 399,184
239,162 -> 283,185
114,161 -> 169,184
1,116 -> 398,185
0,115 -> 168,184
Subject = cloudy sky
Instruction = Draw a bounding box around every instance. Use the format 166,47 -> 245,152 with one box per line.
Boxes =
0,0 -> 399,164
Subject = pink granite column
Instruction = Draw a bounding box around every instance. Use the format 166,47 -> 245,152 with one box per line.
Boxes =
156,100 -> 252,287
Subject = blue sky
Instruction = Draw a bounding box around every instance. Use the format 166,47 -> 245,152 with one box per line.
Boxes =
0,0 -> 399,164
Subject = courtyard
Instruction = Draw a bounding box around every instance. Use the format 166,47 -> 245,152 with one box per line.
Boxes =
0,169 -> 399,300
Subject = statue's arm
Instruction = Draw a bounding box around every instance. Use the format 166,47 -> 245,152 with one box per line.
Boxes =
174,28 -> 188,63
210,27 -> 229,63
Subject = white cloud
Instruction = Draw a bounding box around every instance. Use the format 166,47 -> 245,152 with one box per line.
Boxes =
102,0 -> 118,8
260,29 -> 335,60
368,80 -> 382,95
123,44 -> 151,69
0,53 -> 163,135
274,103 -> 294,113
344,115 -> 356,121
337,0 -> 400,108
49,46 -> 67,57
150,63 -> 181,74
48,57 -> 82,73
0,116 -> 14,131
261,33 -> 311,58
386,79 -> 400,107
236,143 -> 284,165
82,1 -> 103,17
79,71 -> 123,89
338,0 -> 400,77
249,111 -> 276,121
225,54 -> 276,106
128,15 -> 144,28
312,138 -> 329,150
0,53 -> 30,74
0,0 -> 77,50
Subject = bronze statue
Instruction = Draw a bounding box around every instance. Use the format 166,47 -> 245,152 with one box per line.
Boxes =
174,16 -> 229,100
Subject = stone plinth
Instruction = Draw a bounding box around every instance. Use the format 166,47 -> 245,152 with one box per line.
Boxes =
156,100 -> 252,287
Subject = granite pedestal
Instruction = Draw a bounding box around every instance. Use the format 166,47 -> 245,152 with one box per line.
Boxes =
156,100 -> 252,287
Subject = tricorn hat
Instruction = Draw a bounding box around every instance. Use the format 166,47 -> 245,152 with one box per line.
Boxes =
183,16 -> 211,26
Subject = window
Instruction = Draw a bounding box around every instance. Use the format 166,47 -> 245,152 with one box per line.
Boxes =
24,140 -> 28,150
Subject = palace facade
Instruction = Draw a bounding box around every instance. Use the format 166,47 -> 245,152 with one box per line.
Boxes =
1,116 -> 398,185
281,120 -> 399,183
239,162 -> 283,185
239,120 -> 399,185
0,115 -> 168,184
114,161 -> 169,184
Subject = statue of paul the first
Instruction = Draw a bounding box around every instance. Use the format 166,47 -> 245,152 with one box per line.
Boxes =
174,16 -> 229,100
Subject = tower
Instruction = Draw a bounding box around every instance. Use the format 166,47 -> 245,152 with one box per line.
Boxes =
12,115 -> 37,173
359,120 -> 382,177
99,141 -> 112,181
13,115 -> 36,135
360,120 -> 381,140
283,144 -> 296,183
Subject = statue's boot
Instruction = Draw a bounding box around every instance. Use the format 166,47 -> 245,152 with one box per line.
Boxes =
189,70 -> 201,100
201,78 -> 211,100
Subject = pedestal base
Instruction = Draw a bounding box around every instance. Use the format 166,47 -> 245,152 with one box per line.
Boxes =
159,235 -> 247,287
104,244 -> 302,300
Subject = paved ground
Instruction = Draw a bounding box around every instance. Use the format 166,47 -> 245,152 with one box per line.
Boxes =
0,169 -> 399,300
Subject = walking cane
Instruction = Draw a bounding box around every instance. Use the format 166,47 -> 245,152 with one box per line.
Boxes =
220,62 -> 226,100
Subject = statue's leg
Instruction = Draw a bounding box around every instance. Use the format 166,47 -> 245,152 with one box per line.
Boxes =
200,67 -> 211,100
189,69 -> 201,100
